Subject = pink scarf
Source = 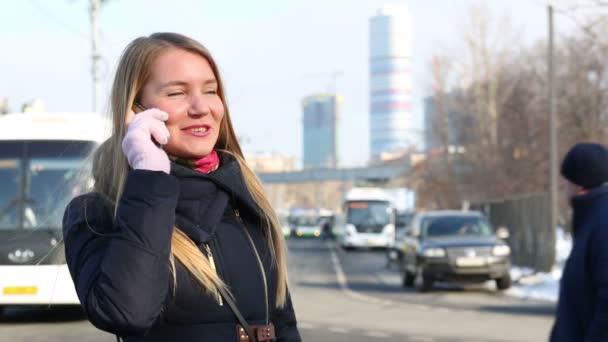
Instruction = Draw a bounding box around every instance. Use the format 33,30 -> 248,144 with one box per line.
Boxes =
193,150 -> 220,173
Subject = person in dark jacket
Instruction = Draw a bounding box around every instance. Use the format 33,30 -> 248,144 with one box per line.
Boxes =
62,32 -> 301,342
550,142 -> 608,341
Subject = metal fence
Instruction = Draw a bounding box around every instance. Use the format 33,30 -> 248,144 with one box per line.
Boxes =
475,193 -> 555,272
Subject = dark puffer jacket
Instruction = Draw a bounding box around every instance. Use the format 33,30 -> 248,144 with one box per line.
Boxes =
550,186 -> 608,342
62,153 -> 301,341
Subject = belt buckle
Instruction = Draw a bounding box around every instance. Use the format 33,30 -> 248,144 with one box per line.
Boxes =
256,323 -> 275,341
236,323 -> 276,342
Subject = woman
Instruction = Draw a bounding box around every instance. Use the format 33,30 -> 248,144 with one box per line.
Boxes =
62,32 -> 301,342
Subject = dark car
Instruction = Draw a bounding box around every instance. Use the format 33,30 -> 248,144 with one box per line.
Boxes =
398,211 -> 511,292
386,211 -> 414,268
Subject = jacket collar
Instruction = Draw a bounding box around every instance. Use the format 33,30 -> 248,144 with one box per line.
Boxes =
169,152 -> 261,244
571,184 -> 608,210
571,185 -> 608,236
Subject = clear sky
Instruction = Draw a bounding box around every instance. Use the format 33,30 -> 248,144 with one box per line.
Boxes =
2,0 -> 576,167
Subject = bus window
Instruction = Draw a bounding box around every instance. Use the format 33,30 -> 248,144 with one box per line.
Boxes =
28,158 -> 89,230
0,159 -> 21,231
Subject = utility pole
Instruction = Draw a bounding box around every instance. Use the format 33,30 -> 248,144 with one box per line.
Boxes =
548,4 -> 558,269
90,0 -> 102,113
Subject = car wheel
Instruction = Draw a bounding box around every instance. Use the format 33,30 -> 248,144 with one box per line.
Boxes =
414,266 -> 433,292
402,270 -> 414,288
342,246 -> 354,252
496,274 -> 512,290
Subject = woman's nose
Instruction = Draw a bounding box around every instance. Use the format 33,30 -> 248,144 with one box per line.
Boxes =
187,93 -> 211,117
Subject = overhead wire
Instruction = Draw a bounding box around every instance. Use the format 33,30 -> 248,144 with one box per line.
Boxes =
27,0 -> 89,40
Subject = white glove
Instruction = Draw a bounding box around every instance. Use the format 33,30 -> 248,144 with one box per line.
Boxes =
121,108 -> 171,174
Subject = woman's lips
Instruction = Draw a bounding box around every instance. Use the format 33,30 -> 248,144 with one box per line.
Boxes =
182,125 -> 211,137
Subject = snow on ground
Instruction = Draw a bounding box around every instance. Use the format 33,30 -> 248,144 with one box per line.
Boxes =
506,228 -> 572,302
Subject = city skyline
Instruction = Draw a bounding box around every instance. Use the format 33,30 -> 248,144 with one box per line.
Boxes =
1,0 -> 560,168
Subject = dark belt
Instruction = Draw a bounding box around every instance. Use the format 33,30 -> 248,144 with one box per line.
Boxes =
237,323 -> 276,342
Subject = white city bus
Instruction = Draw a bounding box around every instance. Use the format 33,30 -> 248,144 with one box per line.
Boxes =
340,187 -> 396,250
0,112 -> 109,313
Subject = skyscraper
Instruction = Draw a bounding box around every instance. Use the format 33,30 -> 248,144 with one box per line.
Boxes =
302,94 -> 341,169
369,4 -> 414,161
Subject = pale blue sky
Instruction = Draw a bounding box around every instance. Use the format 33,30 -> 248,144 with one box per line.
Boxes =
1,0 -> 576,167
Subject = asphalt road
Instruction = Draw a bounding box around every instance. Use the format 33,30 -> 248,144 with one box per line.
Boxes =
0,238 -> 555,341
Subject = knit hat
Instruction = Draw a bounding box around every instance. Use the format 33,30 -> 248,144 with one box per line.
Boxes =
561,143 -> 608,189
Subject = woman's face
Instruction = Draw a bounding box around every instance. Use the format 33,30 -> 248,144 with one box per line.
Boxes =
138,47 -> 225,159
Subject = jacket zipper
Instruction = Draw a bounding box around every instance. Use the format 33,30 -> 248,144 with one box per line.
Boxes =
204,243 -> 224,306
235,209 -> 269,324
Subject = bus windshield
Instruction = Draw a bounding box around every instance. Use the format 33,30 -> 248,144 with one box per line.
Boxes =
346,200 -> 392,226
290,216 -> 320,227
0,141 -> 95,231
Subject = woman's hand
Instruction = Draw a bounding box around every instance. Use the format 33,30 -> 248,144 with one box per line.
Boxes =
122,108 -> 171,174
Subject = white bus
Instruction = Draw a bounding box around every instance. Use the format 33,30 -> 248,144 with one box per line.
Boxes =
340,187 -> 396,250
0,112 -> 109,313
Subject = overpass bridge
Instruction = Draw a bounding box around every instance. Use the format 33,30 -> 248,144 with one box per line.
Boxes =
257,163 -> 409,184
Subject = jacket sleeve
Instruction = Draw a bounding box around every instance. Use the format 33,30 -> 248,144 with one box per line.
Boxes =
587,224 -> 608,342
272,288 -> 302,342
62,170 -> 179,336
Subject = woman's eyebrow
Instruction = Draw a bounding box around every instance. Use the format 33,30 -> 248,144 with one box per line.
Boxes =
159,79 -> 217,88
159,80 -> 188,89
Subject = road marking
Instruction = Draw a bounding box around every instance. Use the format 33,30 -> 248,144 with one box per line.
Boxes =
298,322 -> 316,329
327,241 -> 394,306
328,241 -> 348,291
328,326 -> 350,334
409,336 -> 435,342
410,304 -> 431,310
365,330 -> 391,338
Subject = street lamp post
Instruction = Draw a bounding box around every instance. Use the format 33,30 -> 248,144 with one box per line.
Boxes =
547,5 -> 558,271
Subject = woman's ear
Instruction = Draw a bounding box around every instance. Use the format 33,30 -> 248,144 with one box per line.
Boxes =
126,102 -> 146,124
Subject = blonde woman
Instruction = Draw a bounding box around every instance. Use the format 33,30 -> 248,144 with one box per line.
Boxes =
62,32 -> 300,342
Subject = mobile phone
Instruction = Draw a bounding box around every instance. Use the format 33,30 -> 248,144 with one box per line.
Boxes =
133,102 -> 146,113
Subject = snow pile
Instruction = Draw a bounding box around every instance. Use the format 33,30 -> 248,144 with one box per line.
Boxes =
506,228 -> 572,302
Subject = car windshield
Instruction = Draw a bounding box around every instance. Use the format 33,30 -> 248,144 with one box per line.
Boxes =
0,141 -> 95,231
290,216 -> 320,227
346,200 -> 392,226
421,215 -> 493,238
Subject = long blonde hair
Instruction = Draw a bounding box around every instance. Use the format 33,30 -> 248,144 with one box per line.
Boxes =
92,32 -> 288,307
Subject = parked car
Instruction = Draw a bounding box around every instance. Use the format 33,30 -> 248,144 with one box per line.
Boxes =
398,210 -> 512,292
386,211 -> 414,268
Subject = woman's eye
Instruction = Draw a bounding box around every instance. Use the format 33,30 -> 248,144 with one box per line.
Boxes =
205,90 -> 218,95
168,92 -> 185,97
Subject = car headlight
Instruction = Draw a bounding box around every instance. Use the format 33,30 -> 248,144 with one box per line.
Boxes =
345,224 -> 356,236
493,245 -> 511,256
383,224 -> 395,235
422,247 -> 446,258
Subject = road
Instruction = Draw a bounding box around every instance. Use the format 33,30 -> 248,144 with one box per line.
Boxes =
0,238 -> 555,341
